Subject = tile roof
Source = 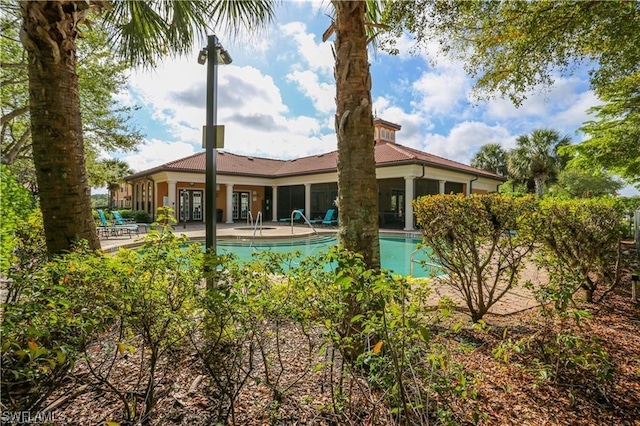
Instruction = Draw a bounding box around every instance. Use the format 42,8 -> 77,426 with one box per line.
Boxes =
126,141 -> 504,181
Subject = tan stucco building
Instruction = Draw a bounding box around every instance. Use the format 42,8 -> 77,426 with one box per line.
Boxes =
125,118 -> 506,230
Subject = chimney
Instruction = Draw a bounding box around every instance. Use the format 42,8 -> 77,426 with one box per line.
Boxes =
374,117 -> 401,144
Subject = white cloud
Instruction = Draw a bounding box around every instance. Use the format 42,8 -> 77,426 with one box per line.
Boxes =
125,47 -> 338,168
122,139 -> 198,173
286,70 -> 335,113
279,21 -> 333,75
115,1 -> 611,183
411,68 -> 471,117
421,121 -> 515,164
482,76 -> 600,136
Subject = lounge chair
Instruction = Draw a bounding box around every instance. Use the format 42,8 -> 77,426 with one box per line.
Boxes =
114,210 -> 148,234
112,210 -> 130,225
96,209 -> 139,239
309,209 -> 336,225
322,211 -> 339,226
278,209 -> 304,223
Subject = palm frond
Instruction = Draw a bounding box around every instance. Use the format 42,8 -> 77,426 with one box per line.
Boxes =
102,0 -> 275,69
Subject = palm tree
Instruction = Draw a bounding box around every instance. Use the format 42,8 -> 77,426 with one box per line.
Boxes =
471,143 -> 508,176
508,129 -> 571,198
92,159 -> 134,210
19,1 -> 275,256
330,0 -> 385,271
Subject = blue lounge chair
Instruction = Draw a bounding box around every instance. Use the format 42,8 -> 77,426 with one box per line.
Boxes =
279,209 -> 304,223
96,209 -> 138,239
112,210 -> 129,225
309,209 -> 336,225
113,210 -> 147,234
322,211 -> 339,226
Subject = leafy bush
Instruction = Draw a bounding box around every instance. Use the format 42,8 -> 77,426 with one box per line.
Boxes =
612,196 -> 640,239
2,211 -> 47,304
289,247 -> 482,424
0,165 -> 36,276
535,197 -> 623,303
1,243 -> 117,412
115,209 -> 134,221
133,210 -> 152,223
413,194 -> 538,322
82,208 -> 201,424
493,307 -> 614,402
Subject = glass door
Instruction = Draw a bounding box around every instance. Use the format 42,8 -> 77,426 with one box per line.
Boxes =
391,189 -> 404,218
232,191 -> 251,220
178,189 -> 203,222
232,192 -> 238,220
179,189 -> 189,222
240,192 -> 250,220
192,191 -> 202,221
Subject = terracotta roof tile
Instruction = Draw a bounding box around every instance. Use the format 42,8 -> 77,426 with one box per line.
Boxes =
127,142 -> 504,181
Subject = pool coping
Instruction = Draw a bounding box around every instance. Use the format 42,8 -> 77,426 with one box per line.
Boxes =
100,223 -> 422,254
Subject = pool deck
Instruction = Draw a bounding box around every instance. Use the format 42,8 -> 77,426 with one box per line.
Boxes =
99,222 -> 540,318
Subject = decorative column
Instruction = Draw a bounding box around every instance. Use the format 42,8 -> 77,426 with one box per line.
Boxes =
153,180 -> 158,219
304,183 -> 311,221
438,180 -> 446,195
167,180 -> 176,211
272,186 -> 278,222
225,184 -> 234,223
404,176 -> 415,231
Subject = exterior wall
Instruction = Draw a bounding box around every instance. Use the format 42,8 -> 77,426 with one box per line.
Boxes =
232,184 -> 265,223
127,163 -> 504,227
157,181 -> 168,208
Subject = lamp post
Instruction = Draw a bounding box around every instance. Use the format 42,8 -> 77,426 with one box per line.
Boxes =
199,35 -> 232,253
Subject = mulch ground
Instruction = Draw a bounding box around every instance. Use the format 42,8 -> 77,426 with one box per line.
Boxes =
45,246 -> 640,425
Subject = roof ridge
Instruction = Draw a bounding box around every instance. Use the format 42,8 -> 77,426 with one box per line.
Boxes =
220,150 -> 288,163
383,142 -> 504,179
163,151 -> 204,167
383,141 -> 418,160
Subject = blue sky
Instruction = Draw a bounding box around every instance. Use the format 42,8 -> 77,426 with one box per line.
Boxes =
113,0 -> 638,196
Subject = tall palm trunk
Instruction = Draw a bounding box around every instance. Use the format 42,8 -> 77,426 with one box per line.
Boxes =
20,1 -> 100,255
332,0 -> 380,270
534,174 -> 546,198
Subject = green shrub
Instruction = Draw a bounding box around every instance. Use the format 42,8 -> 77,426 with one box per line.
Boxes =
2,211 -> 47,303
83,208 -> 201,423
289,248 -> 482,424
535,197 -> 623,303
493,308 -> 614,401
133,210 -> 152,223
0,165 -> 36,276
413,194 -> 538,322
116,209 -> 135,221
1,244 -> 117,412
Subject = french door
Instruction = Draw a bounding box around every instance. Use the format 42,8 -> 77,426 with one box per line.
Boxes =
178,190 -> 203,222
232,191 -> 250,220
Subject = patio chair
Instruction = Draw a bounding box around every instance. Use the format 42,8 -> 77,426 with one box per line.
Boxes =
112,210 -> 130,225
96,209 -> 138,239
278,209 -> 304,223
309,209 -> 335,225
113,211 -> 147,234
322,211 -> 339,226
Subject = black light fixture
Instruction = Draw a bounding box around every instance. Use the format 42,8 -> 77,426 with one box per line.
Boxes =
218,47 -> 233,65
198,35 -> 232,254
197,48 -> 208,65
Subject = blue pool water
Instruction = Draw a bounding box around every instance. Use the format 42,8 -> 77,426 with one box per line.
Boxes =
213,234 -> 437,277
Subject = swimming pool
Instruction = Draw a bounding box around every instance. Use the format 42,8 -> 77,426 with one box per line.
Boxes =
213,234 -> 437,277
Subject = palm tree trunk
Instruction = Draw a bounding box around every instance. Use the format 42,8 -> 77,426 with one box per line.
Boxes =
21,1 -> 100,255
534,175 -> 545,198
332,0 -> 380,270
